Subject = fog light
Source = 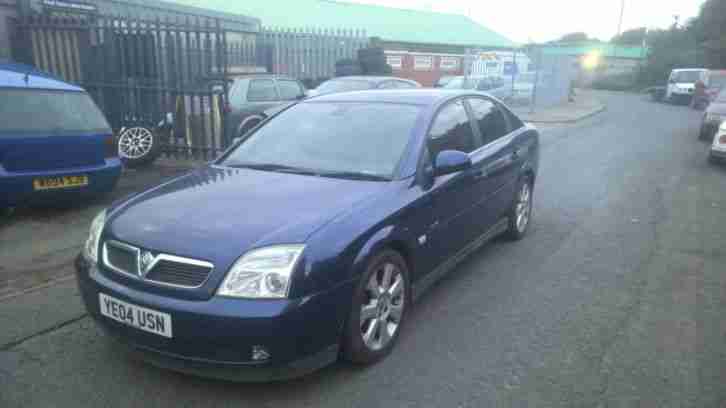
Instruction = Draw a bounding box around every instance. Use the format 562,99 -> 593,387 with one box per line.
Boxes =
252,345 -> 270,361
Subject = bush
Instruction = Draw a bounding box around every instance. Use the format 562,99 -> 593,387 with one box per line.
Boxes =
590,72 -> 638,91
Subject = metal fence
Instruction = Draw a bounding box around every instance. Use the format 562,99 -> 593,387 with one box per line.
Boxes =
463,48 -> 577,111
12,14 -> 368,159
261,27 -> 367,83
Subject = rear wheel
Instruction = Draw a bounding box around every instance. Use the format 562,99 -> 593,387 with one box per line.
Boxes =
504,176 -> 534,240
118,126 -> 162,168
343,250 -> 409,365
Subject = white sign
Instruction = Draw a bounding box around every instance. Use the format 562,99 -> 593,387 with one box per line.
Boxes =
440,57 -> 459,71
386,56 -> 403,70
414,56 -> 433,71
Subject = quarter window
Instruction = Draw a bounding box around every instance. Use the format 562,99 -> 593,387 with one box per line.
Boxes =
428,100 -> 478,156
247,79 -> 278,102
467,98 -> 509,145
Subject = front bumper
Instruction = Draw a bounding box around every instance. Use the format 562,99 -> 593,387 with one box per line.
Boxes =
0,159 -> 122,207
75,255 -> 352,381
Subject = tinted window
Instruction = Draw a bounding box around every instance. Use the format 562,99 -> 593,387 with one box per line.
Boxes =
278,80 -> 304,100
228,80 -> 246,106
467,98 -> 509,145
247,79 -> 278,102
221,102 -> 420,178
316,79 -> 373,95
0,89 -> 110,135
428,100 -> 477,156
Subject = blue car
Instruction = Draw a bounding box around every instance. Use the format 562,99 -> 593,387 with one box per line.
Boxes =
75,89 -> 539,381
0,63 -> 121,209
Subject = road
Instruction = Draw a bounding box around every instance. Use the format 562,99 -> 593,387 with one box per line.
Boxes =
2,91 -> 726,407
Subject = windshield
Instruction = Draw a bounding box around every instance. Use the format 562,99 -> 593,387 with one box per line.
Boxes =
220,102 -> 420,179
316,79 -> 373,95
672,70 -> 702,83
0,89 -> 110,135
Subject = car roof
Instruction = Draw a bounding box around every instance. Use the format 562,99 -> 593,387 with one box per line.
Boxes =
305,89 -> 477,106
233,74 -> 297,81
327,76 -> 419,85
672,68 -> 707,72
0,62 -> 84,91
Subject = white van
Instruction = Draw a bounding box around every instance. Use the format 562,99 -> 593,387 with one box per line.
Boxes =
666,68 -> 707,103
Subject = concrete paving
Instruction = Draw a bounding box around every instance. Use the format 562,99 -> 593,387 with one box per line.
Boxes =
513,89 -> 606,124
2,91 -> 726,407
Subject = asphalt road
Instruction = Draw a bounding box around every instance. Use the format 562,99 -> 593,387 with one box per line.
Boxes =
3,91 -> 726,407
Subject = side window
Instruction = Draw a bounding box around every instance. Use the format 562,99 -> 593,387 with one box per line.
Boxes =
428,100 -> 478,157
501,105 -> 524,131
247,79 -> 278,102
278,80 -> 304,100
377,81 -> 398,89
467,98 -> 509,145
228,81 -> 245,107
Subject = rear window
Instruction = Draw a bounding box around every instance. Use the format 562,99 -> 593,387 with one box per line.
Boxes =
0,89 -> 110,135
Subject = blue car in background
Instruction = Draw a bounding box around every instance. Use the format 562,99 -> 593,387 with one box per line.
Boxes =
0,63 -> 122,209
75,89 -> 539,381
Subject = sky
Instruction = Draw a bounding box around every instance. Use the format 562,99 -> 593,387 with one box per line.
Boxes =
345,0 -> 706,43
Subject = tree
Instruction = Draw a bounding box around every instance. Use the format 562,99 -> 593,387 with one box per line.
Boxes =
612,27 -> 647,45
639,20 -> 705,85
557,32 -> 589,43
697,0 -> 726,68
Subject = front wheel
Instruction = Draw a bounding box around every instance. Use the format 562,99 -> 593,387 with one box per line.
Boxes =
343,250 -> 409,365
504,176 -> 534,240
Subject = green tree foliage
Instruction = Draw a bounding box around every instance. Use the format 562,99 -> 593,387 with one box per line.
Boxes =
639,19 -> 706,85
557,32 -> 589,43
612,27 -> 647,45
698,0 -> 726,67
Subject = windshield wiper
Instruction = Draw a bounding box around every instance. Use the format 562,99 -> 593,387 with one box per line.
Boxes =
317,170 -> 391,181
225,162 -> 321,176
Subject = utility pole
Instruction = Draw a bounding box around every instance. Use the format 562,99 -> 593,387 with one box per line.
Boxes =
614,0 -> 625,58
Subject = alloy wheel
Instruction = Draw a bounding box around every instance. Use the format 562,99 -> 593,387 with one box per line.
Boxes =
118,127 -> 154,159
360,262 -> 405,351
515,182 -> 532,233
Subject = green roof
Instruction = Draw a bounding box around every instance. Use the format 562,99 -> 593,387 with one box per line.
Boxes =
167,0 -> 517,48
540,42 -> 647,59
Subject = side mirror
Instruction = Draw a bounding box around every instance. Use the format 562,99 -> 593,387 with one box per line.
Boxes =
434,150 -> 472,176
668,78 -> 676,84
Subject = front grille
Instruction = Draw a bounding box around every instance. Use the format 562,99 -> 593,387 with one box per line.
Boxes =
105,242 -> 138,276
102,240 -> 213,288
145,259 -> 212,288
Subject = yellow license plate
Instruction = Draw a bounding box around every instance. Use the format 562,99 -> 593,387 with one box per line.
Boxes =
33,175 -> 89,191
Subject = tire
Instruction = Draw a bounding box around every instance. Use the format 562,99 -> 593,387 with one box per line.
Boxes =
342,250 -> 410,365
118,126 -> 163,168
503,175 -> 534,241
699,126 -> 709,141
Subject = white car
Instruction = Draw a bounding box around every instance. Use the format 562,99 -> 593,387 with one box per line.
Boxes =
666,68 -> 707,104
709,122 -> 726,164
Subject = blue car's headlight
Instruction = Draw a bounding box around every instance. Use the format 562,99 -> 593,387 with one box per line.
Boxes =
83,210 -> 106,263
217,245 -> 305,299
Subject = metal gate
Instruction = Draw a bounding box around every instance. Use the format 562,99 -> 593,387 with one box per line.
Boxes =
12,14 -> 258,160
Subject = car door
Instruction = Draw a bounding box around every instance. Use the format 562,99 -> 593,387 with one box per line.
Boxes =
466,97 -> 524,221
424,99 -> 488,264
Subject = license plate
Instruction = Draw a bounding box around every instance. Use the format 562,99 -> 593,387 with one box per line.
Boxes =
99,293 -> 173,338
33,175 -> 88,190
